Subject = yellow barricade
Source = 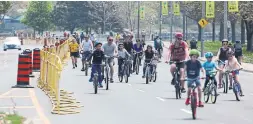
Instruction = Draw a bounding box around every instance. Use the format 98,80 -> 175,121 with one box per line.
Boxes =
38,39 -> 83,115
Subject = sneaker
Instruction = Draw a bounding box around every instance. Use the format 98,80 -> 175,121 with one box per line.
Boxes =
81,68 -> 85,71
75,63 -> 77,67
89,78 -> 93,82
98,82 -> 103,88
110,78 -> 114,83
181,88 -> 186,93
185,98 -> 190,105
198,101 -> 204,107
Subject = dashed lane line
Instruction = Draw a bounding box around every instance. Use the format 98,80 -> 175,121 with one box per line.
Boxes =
136,89 -> 145,92
180,108 -> 192,114
155,97 -> 165,102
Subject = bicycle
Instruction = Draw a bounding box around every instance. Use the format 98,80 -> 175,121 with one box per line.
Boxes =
184,77 -> 205,120
169,61 -> 185,99
80,50 -> 91,76
133,51 -> 142,75
217,60 -> 229,93
92,64 -> 104,94
118,57 -> 131,83
204,71 -> 218,104
104,56 -> 114,90
225,68 -> 243,101
144,59 -> 157,84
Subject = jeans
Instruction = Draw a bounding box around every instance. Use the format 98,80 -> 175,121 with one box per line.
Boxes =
90,64 -> 103,83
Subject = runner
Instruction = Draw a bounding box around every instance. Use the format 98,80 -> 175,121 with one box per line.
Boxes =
69,39 -> 79,69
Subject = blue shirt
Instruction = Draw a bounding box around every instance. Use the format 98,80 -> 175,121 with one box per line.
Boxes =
186,60 -> 202,78
133,44 -> 143,52
203,61 -> 217,75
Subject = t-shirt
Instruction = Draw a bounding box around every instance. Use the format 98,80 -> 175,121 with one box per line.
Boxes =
102,42 -> 117,57
118,49 -> 130,59
69,42 -> 79,52
90,50 -> 104,64
133,44 -> 143,52
186,60 -> 202,78
203,61 -> 216,75
81,40 -> 93,51
124,42 -> 133,53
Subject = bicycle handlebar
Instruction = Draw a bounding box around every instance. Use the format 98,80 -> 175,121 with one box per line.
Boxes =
225,68 -> 243,73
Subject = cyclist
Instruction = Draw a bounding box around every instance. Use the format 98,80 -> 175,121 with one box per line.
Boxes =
216,39 -> 231,88
133,39 -> 144,72
69,39 -> 79,69
203,52 -> 222,91
88,42 -> 104,88
117,43 -> 131,76
80,34 -> 93,71
102,36 -> 117,83
185,49 -> 205,107
124,34 -> 134,72
189,37 -> 198,49
165,32 -> 189,93
234,40 -> 243,65
142,45 -> 155,78
224,50 -> 243,96
154,36 -> 163,61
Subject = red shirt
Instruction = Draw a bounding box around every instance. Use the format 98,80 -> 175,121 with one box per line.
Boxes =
169,41 -> 188,61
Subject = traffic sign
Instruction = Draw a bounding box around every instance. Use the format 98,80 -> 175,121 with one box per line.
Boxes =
198,19 -> 208,28
140,6 -> 145,20
228,1 -> 239,12
173,2 -> 180,16
162,1 -> 168,15
206,1 -> 215,18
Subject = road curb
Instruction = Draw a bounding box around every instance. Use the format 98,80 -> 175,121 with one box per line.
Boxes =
24,118 -> 33,124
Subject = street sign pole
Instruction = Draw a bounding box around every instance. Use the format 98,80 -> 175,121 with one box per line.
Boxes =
159,1 -> 162,37
224,1 -> 228,40
170,1 -> 173,43
200,1 -> 205,57
137,1 -> 140,39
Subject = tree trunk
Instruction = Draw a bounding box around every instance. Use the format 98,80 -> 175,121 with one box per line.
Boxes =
219,23 -> 224,41
241,19 -> 246,44
85,27 -> 89,34
245,20 -> 253,51
231,21 -> 236,43
212,19 -> 215,42
70,28 -> 75,34
198,24 -> 201,41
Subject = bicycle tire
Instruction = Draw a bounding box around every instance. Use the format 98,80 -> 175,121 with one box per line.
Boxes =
174,73 -> 181,99
191,96 -> 197,120
153,71 -> 157,82
233,84 -> 240,101
105,67 -> 109,90
136,58 -> 139,75
93,76 -> 98,94
145,66 -> 149,84
211,84 -> 217,104
124,73 -> 128,83
204,83 -> 210,103
85,64 -> 88,76
223,74 -> 229,93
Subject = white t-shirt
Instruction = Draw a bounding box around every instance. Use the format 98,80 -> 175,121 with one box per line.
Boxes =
81,40 -> 93,51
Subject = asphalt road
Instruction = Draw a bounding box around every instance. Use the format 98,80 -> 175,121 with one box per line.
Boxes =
47,45 -> 253,124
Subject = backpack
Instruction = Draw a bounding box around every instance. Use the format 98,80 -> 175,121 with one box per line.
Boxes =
234,43 -> 242,53
190,41 -> 197,49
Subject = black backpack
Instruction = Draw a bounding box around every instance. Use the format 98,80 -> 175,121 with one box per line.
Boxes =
234,43 -> 242,53
190,40 -> 197,49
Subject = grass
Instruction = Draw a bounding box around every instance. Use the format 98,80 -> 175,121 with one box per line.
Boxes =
186,41 -> 253,63
3,114 -> 24,124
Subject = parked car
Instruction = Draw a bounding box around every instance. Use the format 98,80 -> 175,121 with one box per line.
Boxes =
3,37 -> 21,51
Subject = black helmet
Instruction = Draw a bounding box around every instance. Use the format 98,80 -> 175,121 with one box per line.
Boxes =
235,40 -> 241,43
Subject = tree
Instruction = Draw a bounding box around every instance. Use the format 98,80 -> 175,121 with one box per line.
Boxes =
52,1 -> 94,34
0,1 -> 11,22
22,1 -> 53,34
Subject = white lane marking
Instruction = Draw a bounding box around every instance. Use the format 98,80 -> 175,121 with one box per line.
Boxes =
136,89 -> 145,92
128,84 -> 132,86
155,97 -> 165,101
180,108 -> 192,114
250,93 -> 253,96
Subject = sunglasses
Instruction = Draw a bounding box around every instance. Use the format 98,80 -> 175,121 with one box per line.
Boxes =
109,39 -> 113,41
177,38 -> 182,40
223,43 -> 228,45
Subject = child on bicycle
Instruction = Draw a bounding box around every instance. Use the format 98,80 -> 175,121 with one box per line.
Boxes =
203,52 -> 222,91
117,43 -> 131,76
185,49 -> 205,107
224,50 -> 244,96
88,42 -> 104,88
142,45 -> 157,78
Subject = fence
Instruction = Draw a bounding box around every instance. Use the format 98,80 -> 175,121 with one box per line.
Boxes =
38,37 -> 83,115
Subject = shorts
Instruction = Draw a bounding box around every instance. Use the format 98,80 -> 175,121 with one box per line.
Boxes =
232,70 -> 239,75
187,77 -> 201,88
174,62 -> 185,69
235,51 -> 242,57
81,51 -> 91,61
70,52 -> 79,57
106,57 -> 114,67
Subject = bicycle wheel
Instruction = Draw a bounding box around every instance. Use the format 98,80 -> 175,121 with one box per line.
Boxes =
204,84 -> 210,103
136,58 -> 139,75
223,74 -> 229,93
233,83 -> 240,101
153,71 -> 157,82
93,76 -> 98,94
211,84 -> 217,104
191,95 -> 197,120
105,67 -> 109,90
145,67 -> 149,84
85,64 -> 88,76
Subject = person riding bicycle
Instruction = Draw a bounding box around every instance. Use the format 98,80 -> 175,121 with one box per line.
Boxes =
216,39 -> 232,88
185,49 -> 205,107
115,33 -> 121,45
102,36 -> 118,83
142,45 -> 156,78
203,52 -> 222,91
234,40 -> 243,65
124,35 -> 134,72
90,33 -> 95,42
154,36 -> 163,61
80,34 -> 93,71
88,42 -> 104,88
165,32 -> 189,93
133,39 -> 144,72
117,43 -> 131,76
224,50 -> 244,96
189,37 -> 198,49
69,39 -> 79,69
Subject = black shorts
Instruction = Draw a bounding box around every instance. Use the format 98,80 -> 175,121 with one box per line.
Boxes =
70,52 -> 79,57
175,62 -> 185,69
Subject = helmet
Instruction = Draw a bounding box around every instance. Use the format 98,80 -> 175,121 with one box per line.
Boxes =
118,43 -> 124,46
147,45 -> 152,49
235,40 -> 240,43
175,32 -> 183,38
94,42 -> 102,47
226,50 -> 234,56
222,39 -> 228,43
189,49 -> 200,57
205,52 -> 214,58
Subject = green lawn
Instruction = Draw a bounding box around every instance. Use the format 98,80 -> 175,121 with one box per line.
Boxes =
4,114 -> 24,124
187,41 -> 253,63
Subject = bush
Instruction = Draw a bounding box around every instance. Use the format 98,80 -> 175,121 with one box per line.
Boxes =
186,41 -> 253,63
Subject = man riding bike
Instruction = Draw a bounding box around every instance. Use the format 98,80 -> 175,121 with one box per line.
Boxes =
154,36 -> 164,61
165,32 -> 189,93
102,36 -> 118,83
80,34 -> 93,71
123,34 -> 134,72
234,40 -> 243,65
